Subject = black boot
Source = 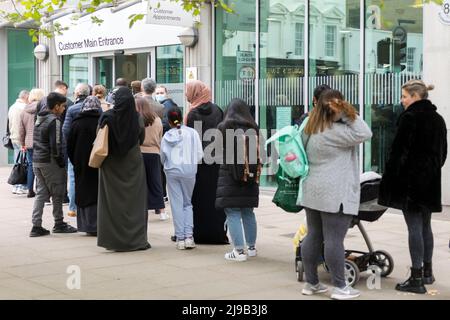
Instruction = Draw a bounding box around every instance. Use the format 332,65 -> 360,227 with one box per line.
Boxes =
395,268 -> 427,294
423,262 -> 435,285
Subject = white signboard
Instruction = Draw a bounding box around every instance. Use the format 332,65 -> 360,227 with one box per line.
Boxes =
54,1 -> 184,55
439,0 -> 450,25
146,0 -> 197,27
186,67 -> 198,81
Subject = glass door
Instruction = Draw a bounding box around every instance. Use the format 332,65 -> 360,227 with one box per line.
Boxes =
95,56 -> 114,91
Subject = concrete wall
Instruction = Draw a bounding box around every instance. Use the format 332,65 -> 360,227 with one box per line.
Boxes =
37,32 -> 62,94
0,28 -> 8,166
423,3 -> 450,205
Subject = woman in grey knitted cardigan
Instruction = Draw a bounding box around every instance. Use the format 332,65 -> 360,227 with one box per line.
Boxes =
299,90 -> 372,300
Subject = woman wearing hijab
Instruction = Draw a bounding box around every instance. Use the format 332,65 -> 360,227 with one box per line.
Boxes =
185,80 -> 228,244
97,87 -> 151,251
67,96 -> 102,236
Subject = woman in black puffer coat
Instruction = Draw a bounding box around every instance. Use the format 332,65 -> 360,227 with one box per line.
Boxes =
216,98 -> 260,262
379,80 -> 447,294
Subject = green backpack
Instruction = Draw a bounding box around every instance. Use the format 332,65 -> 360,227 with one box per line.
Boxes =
265,117 -> 310,179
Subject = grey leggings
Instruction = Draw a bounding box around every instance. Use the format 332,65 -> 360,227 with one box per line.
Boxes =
403,207 -> 434,269
301,208 -> 353,288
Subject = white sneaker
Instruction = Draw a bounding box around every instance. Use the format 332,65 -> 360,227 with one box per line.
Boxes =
185,238 -> 196,249
330,286 -> 360,300
159,212 -> 170,220
12,186 -> 18,194
225,249 -> 247,262
16,187 -> 26,195
302,282 -> 329,296
176,240 -> 186,250
247,247 -> 257,257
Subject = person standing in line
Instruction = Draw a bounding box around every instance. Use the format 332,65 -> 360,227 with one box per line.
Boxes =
63,83 -> 90,218
161,106 -> 203,250
106,78 -> 128,105
185,80 -> 228,245
141,78 -> 164,119
135,97 -> 168,220
67,96 -> 103,236
8,90 -> 29,194
19,88 -> 45,198
155,85 -> 178,134
215,98 -> 260,261
29,92 -> 77,237
379,80 -> 447,294
97,87 -> 151,252
93,85 -> 111,112
299,89 -> 372,300
131,80 -> 142,97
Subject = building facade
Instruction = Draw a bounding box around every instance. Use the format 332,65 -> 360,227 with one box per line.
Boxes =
1,0 -> 449,203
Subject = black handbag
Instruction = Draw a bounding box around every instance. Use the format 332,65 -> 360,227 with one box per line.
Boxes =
3,119 -> 13,150
7,151 -> 28,185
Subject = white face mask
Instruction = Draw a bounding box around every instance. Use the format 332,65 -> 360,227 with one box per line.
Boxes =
155,94 -> 166,102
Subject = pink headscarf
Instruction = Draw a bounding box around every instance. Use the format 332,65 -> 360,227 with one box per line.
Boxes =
184,80 -> 212,124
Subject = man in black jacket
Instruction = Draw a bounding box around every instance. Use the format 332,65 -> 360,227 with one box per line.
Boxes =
30,92 -> 77,237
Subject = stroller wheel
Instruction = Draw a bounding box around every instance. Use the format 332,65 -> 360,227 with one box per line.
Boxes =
371,250 -> 394,277
296,260 -> 304,282
344,260 -> 360,287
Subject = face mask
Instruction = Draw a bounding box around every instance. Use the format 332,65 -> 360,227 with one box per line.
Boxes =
155,94 -> 165,102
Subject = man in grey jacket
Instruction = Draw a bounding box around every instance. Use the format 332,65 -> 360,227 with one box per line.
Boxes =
30,92 -> 77,237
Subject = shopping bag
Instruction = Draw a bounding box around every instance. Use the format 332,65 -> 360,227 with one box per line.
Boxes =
272,166 -> 303,213
88,125 -> 109,169
7,151 -> 28,185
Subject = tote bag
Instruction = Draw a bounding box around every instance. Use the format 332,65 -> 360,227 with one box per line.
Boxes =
7,151 -> 28,185
88,125 -> 109,169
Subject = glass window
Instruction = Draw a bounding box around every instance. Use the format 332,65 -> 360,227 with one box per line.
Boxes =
364,0 -> 423,173
63,54 -> 88,96
295,23 -> 304,56
215,0 -> 256,111
309,1 -> 360,110
259,0 -> 306,187
325,25 -> 337,57
115,53 -> 148,86
156,45 -> 184,108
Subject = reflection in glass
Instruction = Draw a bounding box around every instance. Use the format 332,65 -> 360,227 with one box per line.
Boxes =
63,54 -> 88,97
364,0 -> 423,173
156,45 -> 184,108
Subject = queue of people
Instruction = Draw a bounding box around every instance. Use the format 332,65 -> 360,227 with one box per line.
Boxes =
5,76 -> 447,300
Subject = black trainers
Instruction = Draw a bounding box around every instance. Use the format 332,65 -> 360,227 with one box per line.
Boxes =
53,222 -> 77,233
27,190 -> 36,198
30,226 -> 50,237
171,235 -> 177,242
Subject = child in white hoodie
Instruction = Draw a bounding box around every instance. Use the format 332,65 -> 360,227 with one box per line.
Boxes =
161,106 -> 203,250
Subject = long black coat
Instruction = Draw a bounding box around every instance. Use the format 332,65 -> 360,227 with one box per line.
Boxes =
378,99 -> 447,212
67,111 -> 101,208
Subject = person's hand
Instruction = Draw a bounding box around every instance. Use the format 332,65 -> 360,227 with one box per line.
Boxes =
21,146 -> 27,152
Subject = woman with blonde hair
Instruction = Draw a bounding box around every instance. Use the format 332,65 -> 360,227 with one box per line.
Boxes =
19,88 -> 45,198
299,89 -> 372,300
93,85 -> 111,111
379,80 -> 447,294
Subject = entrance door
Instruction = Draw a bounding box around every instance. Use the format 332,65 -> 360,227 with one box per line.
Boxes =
115,52 -> 152,85
95,56 -> 113,91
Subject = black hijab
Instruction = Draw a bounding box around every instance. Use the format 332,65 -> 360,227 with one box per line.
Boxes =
218,98 -> 259,132
99,87 -> 140,156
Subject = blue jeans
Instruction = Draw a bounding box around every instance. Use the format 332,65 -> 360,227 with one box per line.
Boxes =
67,160 -> 77,212
166,175 -> 196,241
26,149 -> 35,191
224,208 -> 257,250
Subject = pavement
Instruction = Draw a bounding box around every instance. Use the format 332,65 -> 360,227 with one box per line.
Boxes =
0,166 -> 449,300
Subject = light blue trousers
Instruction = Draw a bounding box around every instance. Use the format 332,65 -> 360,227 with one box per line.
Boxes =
67,160 -> 77,212
166,175 -> 196,241
224,208 -> 257,250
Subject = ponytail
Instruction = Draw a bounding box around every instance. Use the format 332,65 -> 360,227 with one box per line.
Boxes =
167,106 -> 183,130
173,119 -> 181,129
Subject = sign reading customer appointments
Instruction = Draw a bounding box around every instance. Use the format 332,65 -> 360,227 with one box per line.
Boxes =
146,0 -> 197,27
54,1 -> 183,55
439,0 -> 450,25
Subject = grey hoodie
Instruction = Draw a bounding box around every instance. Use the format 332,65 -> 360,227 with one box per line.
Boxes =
160,125 -> 203,178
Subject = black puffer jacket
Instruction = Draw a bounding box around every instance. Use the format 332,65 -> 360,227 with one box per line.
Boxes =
379,99 -> 447,212
215,124 -> 259,210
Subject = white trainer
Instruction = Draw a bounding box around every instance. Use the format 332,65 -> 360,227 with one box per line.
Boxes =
159,212 -> 170,220
185,238 -> 196,249
176,240 -> 185,250
302,282 -> 329,296
247,247 -> 257,257
330,286 -> 360,300
224,249 -> 247,262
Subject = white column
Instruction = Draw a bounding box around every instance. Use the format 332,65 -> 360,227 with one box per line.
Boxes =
37,30 -> 62,94
423,3 -> 450,205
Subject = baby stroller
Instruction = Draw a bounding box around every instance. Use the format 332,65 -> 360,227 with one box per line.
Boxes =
294,172 -> 394,287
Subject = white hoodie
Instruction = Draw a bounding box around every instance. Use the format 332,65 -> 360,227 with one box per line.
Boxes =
8,99 -> 27,146
160,125 -> 203,178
